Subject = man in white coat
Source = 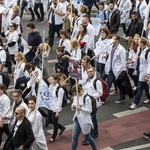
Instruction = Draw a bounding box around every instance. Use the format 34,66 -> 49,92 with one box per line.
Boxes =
119,0 -> 132,37
106,35 -> 126,103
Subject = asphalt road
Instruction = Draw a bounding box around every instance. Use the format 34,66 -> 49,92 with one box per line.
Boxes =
1,15 -> 150,150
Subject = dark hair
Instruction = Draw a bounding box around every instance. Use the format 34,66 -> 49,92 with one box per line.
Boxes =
28,95 -> 36,104
13,89 -> 22,97
25,62 -> 35,71
131,11 -> 138,16
101,27 -> 111,38
50,73 -> 59,80
11,22 -> 17,30
0,38 -> 3,47
0,84 -> 7,95
112,34 -> 120,41
72,8 -> 78,16
27,23 -> 35,29
76,24 -> 87,42
109,0 -> 115,5
71,84 -> 83,94
98,1 -> 104,6
56,46 -> 65,53
59,29 -> 70,39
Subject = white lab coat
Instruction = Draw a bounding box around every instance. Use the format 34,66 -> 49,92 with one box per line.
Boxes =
119,0 -> 132,23
136,0 -> 147,20
59,39 -> 71,54
84,75 -> 102,108
27,109 -> 48,150
128,49 -> 138,69
71,94 -> 93,135
106,44 -> 126,79
139,47 -> 150,81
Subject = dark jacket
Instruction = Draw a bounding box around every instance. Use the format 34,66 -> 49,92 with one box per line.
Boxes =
108,9 -> 120,34
55,51 -> 70,77
117,71 -> 134,99
126,18 -> 143,37
26,31 -> 42,62
12,117 -> 35,149
83,0 -> 93,7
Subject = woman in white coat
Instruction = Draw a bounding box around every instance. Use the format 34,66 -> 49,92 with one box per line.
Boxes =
59,29 -> 71,54
119,0 -> 132,36
14,52 -> 26,87
27,96 -> 48,150
71,85 -> 97,150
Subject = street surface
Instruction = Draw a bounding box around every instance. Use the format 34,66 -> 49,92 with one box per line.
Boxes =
1,14 -> 150,150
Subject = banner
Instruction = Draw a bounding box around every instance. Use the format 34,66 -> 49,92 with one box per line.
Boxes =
69,58 -> 82,80
36,79 -> 56,111
91,17 -> 101,36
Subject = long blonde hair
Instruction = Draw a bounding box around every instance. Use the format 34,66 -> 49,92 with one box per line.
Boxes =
36,43 -> 51,55
15,52 -> 26,69
70,38 -> 80,50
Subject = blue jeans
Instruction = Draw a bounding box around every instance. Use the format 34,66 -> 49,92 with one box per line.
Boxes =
107,70 -> 118,92
134,81 -> 150,105
72,118 -> 97,150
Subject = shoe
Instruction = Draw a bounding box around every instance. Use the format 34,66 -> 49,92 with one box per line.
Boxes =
143,99 -> 150,104
130,103 -> 137,110
110,90 -> 119,95
29,18 -> 35,21
38,21 -> 43,24
82,139 -> 89,145
59,127 -> 66,135
144,132 -> 150,140
94,134 -> 98,138
48,138 -> 55,143
115,98 -> 125,104
8,73 -> 12,77
67,99 -> 70,104
121,34 -> 126,38
36,18 -> 40,22
132,86 -> 137,91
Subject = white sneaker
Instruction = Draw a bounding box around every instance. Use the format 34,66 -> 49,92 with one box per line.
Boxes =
143,99 -> 150,104
130,103 -> 137,110
133,86 -> 137,91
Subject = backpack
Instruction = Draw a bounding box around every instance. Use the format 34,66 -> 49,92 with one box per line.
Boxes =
0,48 -> 11,68
145,48 -> 150,60
55,85 -> 67,107
83,94 -> 97,116
93,78 -> 108,102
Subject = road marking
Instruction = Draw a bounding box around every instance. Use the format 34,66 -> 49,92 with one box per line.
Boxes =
113,106 -> 149,118
120,143 -> 150,150
101,147 -> 114,150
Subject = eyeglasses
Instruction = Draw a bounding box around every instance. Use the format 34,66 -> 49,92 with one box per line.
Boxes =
15,112 -> 19,115
9,25 -> 13,27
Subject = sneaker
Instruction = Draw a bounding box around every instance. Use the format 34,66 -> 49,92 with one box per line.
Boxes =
38,21 -> 43,24
8,73 -> 12,77
130,103 -> 137,110
121,34 -> 126,38
115,98 -> 125,104
143,99 -> 150,104
143,132 -> 150,140
110,90 -> 119,95
29,18 -> 35,21
67,99 -> 70,104
132,86 -> 137,91
36,18 -> 40,22
82,139 -> 89,145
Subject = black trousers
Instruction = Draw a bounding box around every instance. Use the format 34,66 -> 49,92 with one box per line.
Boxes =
48,23 -> 63,48
47,110 -> 64,139
20,1 -> 35,19
34,3 -> 44,21
0,124 -> 10,145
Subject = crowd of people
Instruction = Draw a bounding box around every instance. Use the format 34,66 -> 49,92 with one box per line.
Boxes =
0,0 -> 150,149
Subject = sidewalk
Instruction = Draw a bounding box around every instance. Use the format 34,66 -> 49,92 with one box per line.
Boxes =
46,110 -> 150,150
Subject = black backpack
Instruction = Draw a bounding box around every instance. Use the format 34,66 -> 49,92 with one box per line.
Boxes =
55,85 -> 67,107
83,94 -> 97,116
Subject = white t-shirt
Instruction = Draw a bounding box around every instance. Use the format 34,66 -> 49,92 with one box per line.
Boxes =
5,30 -> 19,55
49,2 -> 66,25
11,16 -> 21,35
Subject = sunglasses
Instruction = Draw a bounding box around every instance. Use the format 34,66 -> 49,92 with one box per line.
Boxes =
15,112 -> 20,115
